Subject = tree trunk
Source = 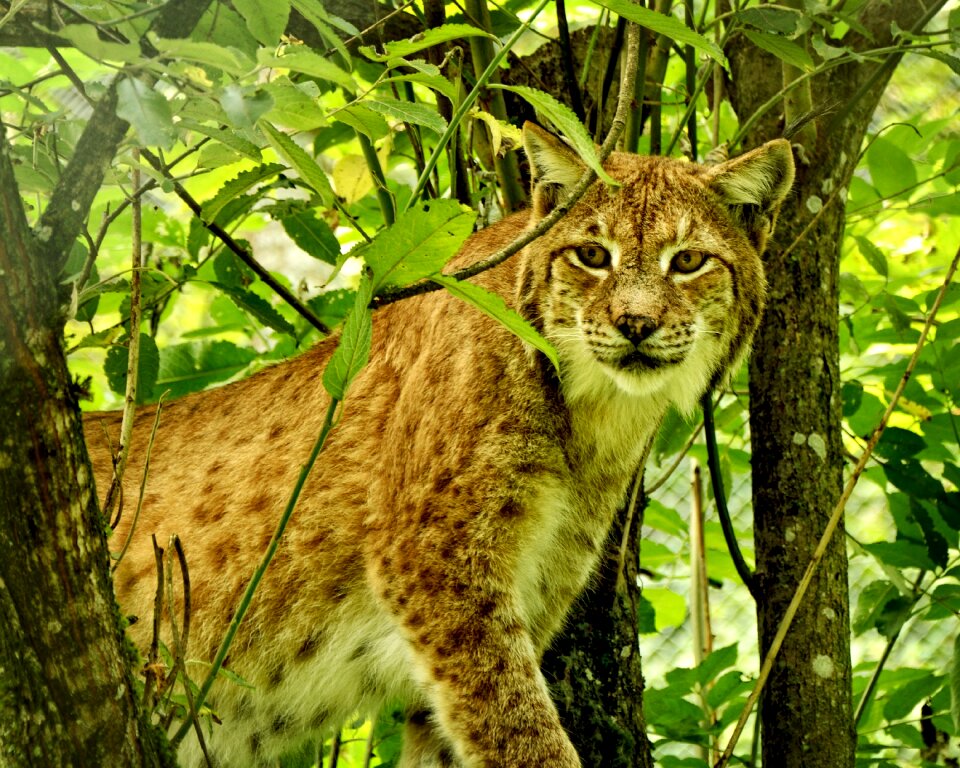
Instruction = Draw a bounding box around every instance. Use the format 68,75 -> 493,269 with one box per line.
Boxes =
0,130 -> 172,768
543,491 -> 653,768
727,2 -> 949,765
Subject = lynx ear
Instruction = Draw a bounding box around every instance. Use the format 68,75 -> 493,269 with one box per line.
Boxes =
522,122 -> 587,218
704,139 -> 795,251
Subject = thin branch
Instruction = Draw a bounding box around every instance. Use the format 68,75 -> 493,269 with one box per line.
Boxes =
139,149 -> 332,336
715,241 -> 960,768
373,19 -> 643,310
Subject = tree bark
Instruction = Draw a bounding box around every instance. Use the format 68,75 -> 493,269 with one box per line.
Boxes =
543,490 -> 653,768
728,2 -> 949,765
0,125 -> 173,768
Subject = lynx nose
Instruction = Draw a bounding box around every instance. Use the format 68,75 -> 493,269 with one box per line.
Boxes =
616,314 -> 658,347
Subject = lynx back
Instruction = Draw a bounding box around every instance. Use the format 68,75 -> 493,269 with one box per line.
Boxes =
86,124 -> 793,767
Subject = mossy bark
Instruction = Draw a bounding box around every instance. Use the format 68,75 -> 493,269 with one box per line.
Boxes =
543,496 -> 653,768
727,2 -> 949,765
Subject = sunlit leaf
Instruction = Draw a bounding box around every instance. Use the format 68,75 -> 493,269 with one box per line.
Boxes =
233,0 -> 290,46
116,78 -> 176,149
333,105 -> 390,141
358,23 -> 495,62
364,97 -> 448,135
105,334 -> 160,402
260,121 -> 335,205
201,164 -> 285,223
742,29 -> 813,72
433,275 -> 559,371
323,273 -> 373,400
258,49 -> 357,92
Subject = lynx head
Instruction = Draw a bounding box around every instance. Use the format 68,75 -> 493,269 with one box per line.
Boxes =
518,123 -> 794,414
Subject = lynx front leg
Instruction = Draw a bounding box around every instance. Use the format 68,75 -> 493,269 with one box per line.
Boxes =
372,547 -> 581,767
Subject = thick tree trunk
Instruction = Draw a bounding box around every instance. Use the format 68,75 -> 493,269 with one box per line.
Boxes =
543,491 -> 653,768
0,131 -> 172,768
728,2 -> 949,765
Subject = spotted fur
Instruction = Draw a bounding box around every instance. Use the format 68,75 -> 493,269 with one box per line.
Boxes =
85,123 -> 793,767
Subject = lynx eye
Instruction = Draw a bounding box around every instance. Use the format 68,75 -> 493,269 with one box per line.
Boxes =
574,245 -> 611,270
671,250 -> 708,274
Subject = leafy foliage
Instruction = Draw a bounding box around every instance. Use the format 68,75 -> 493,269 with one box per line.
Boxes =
2,0 -> 958,765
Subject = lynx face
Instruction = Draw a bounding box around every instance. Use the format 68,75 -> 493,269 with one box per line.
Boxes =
520,124 -> 792,414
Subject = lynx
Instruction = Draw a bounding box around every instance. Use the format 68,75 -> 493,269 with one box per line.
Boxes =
86,123 -> 793,767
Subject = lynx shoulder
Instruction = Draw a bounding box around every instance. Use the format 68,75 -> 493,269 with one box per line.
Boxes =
85,123 -> 793,768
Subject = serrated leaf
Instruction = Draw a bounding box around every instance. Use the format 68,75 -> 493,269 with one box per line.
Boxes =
853,580 -> 906,636
323,275 -> 373,400
258,49 -> 357,92
359,199 -> 474,291
116,78 -> 176,150
57,24 -> 139,62
260,121 -> 334,205
742,29 -> 814,72
262,78 -> 327,131
432,275 -> 559,371
233,0 -> 290,46
332,155 -> 374,204
104,334 -> 160,402
333,105 -> 390,141
152,38 -> 250,74
383,72 -> 458,102
213,251 -> 256,289
364,97 -> 447,135
358,23 -> 495,62
219,84 -> 274,131
306,288 -> 354,329
156,340 -> 256,399
735,7 -> 803,35
290,0 -> 352,67
212,283 -> 296,336
178,119 -> 262,161
592,0 -> 727,67
854,236 -> 889,278
277,204 -> 340,264
492,84 -> 618,187
201,164 -> 285,223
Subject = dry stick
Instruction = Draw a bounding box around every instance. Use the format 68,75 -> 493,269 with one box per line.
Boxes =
715,242 -> 960,768
372,20 -> 643,310
103,150 -> 143,519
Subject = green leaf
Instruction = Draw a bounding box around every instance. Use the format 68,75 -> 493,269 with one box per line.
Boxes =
695,644 -> 738,687
178,119 -> 262,161
592,0 -> 727,67
358,23 -> 495,62
262,78 -> 328,131
323,274 -> 373,400
306,288 -> 354,330
492,85 -> 618,187
383,72 -> 459,102
201,164 -> 285,223
874,427 -> 926,461
333,105 -> 391,141
863,541 -> 935,570
841,380 -> 863,417
155,340 -> 256,399
276,204 -> 341,265
867,137 -> 917,199
432,275 -> 559,371
260,121 -> 334,205
883,460 -> 945,500
735,7 -> 804,35
951,634 -> 960,732
742,29 -> 813,72
219,84 -> 274,131
884,673 -> 943,721
212,283 -> 297,336
233,0 -> 290,46
152,38 -> 250,74
213,251 -> 256,289
854,236 -> 889,278
918,50 -> 960,77
853,580 -> 904,636
364,97 -> 448,135
290,0 -> 352,66
258,49 -> 357,92
359,199 -> 475,291
116,78 -> 176,150
105,334 -> 160,402
57,24 -> 139,62
910,497 -> 950,569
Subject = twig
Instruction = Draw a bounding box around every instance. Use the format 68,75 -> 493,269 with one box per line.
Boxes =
142,535 -> 165,712
103,149 -> 143,518
138,148 -> 332,336
372,19 -> 643,310
715,242 -> 960,768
